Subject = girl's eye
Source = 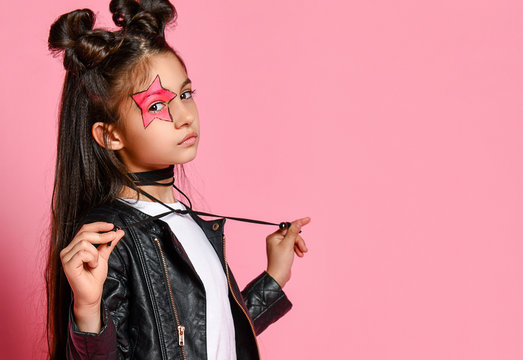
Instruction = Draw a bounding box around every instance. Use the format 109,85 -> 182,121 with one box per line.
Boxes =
180,89 -> 196,100
148,102 -> 165,113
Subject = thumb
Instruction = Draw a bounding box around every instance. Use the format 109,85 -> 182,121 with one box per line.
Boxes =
98,230 -> 125,260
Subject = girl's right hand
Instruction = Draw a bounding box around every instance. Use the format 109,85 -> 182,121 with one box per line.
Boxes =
60,222 -> 125,333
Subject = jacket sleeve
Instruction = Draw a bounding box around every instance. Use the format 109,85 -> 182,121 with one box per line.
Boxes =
66,299 -> 118,359
241,271 -> 293,335
66,239 -> 132,360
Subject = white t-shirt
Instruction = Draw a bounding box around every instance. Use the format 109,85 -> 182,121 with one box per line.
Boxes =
118,198 -> 237,360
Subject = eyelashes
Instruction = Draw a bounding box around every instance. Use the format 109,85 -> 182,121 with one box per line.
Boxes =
180,89 -> 196,100
147,89 -> 197,113
148,102 -> 166,113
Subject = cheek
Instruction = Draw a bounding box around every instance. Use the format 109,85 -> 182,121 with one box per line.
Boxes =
189,104 -> 200,126
118,102 -> 143,133
123,118 -> 147,142
124,128 -> 168,160
119,114 -> 156,149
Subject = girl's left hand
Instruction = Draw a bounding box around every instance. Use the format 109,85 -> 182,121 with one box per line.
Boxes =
266,217 -> 311,288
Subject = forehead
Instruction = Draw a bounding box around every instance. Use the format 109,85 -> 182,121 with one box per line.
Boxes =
132,52 -> 187,94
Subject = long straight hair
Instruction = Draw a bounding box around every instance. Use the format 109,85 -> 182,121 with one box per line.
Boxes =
45,1 -> 189,358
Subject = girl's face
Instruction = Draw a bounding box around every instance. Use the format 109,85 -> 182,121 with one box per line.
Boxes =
115,51 -> 200,172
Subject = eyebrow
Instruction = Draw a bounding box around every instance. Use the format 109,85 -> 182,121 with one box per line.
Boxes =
180,78 -> 191,90
145,89 -> 169,97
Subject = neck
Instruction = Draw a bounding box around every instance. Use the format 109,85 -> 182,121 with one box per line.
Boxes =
123,165 -> 177,203
119,182 -> 178,203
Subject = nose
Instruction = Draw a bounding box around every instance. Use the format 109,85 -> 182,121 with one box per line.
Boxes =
171,100 -> 196,129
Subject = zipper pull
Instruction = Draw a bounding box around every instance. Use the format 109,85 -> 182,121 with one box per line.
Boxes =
178,325 -> 185,346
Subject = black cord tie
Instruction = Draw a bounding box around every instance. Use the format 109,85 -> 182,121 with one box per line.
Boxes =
118,166 -> 294,233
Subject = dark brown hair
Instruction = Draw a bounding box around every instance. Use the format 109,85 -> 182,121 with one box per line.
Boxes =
46,1 -> 188,358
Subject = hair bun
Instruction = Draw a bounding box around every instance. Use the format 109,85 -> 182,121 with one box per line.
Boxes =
110,0 -> 142,27
49,9 -> 116,73
109,0 -> 177,38
74,30 -> 117,70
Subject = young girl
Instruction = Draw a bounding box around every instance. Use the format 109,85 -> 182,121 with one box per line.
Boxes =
45,0 -> 310,359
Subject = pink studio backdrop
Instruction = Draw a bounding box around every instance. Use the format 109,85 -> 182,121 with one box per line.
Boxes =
1,0 -> 523,359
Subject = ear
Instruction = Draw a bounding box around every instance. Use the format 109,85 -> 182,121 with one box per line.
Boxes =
92,122 -> 124,150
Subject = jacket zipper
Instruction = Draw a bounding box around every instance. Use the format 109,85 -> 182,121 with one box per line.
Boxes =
222,233 -> 261,359
154,238 -> 187,360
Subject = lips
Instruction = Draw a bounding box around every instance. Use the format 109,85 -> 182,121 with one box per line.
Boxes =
178,132 -> 198,145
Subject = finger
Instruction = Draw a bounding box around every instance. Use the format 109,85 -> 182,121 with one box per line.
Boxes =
269,228 -> 286,238
283,217 -> 310,237
294,217 -> 311,228
72,223 -> 118,245
74,222 -> 117,240
296,235 -> 308,253
61,235 -> 98,262
282,222 -> 302,247
98,230 -> 125,260
61,239 -> 99,264
65,230 -> 117,254
279,217 -> 310,233
294,244 -> 304,257
78,222 -> 117,234
266,229 -> 286,245
66,249 -> 99,271
78,230 -> 119,245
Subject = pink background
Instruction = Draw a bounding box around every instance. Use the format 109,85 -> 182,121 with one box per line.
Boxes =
1,0 -> 523,358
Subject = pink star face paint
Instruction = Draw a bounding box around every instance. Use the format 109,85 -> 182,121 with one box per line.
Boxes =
131,75 -> 177,128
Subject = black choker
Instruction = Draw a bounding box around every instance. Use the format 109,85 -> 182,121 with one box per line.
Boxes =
128,165 -> 174,186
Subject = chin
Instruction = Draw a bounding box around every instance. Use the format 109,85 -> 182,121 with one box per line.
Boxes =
175,149 -> 198,165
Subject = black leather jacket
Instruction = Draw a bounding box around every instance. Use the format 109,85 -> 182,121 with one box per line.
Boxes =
66,199 -> 292,359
